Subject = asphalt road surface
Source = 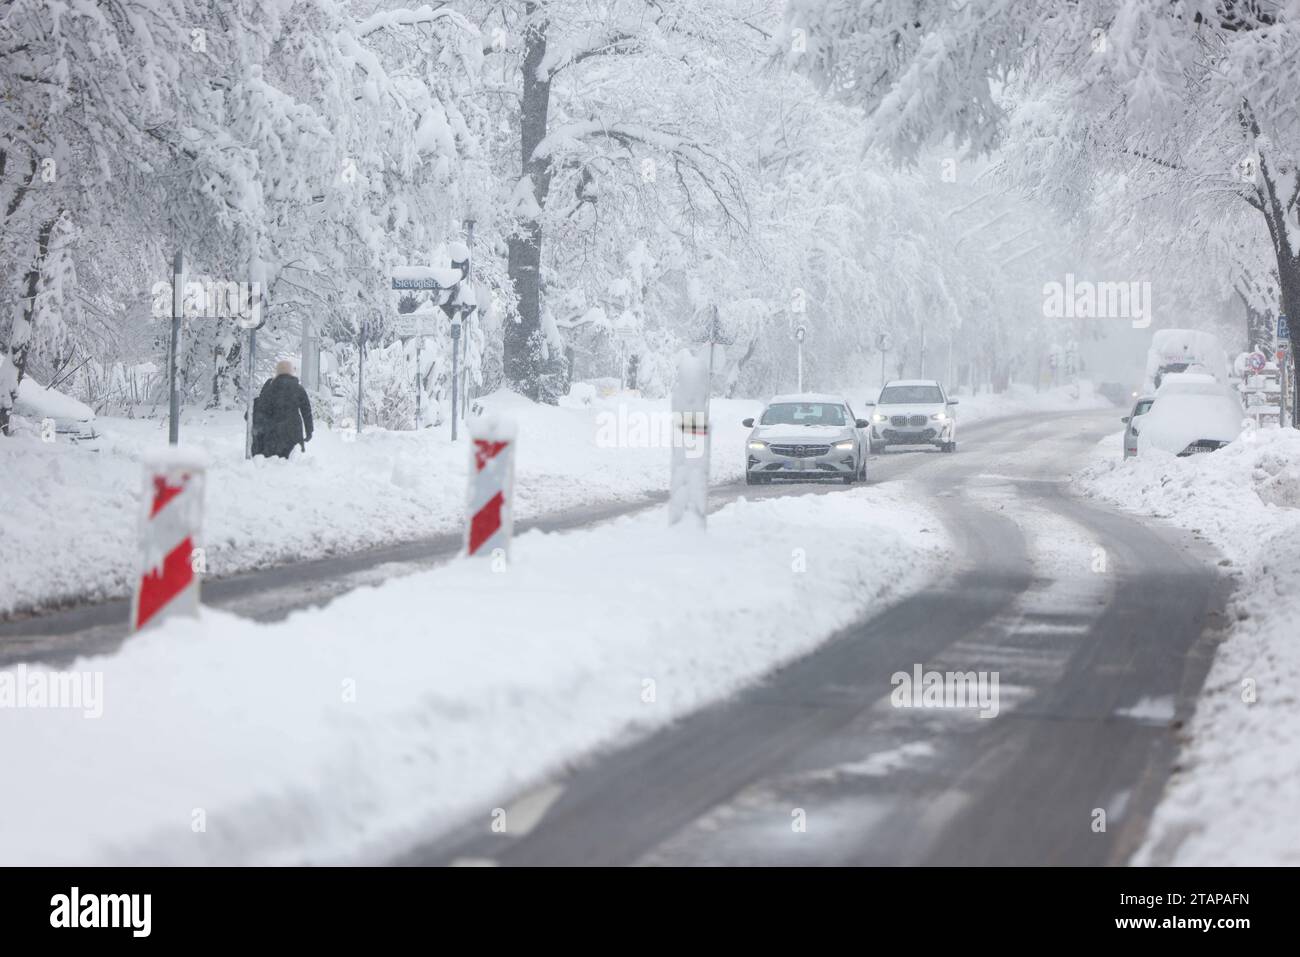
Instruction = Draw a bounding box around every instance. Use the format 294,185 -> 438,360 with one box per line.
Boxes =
1,408 -> 1230,867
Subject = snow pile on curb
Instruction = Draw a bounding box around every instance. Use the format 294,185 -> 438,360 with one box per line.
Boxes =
0,486 -> 948,865
0,390 -> 760,618
1074,428 -> 1300,864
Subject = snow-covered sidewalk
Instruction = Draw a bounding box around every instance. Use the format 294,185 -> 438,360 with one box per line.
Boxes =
0,382 -> 1106,619
1073,427 -> 1300,865
0,485 -> 949,865
0,390 -> 759,618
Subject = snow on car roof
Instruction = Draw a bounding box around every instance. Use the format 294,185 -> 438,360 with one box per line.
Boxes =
883,379 -> 941,387
766,393 -> 850,406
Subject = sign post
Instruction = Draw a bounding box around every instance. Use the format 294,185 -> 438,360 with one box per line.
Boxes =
1280,345 -> 1290,427
462,220 -> 475,422
242,292 -> 267,460
168,251 -> 184,445
1280,314 -> 1292,427
450,319 -> 461,442
876,331 -> 892,388
393,265 -> 469,440
794,324 -> 807,393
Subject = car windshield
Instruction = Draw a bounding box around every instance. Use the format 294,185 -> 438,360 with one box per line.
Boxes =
1134,400 -> 1154,416
760,403 -> 847,426
879,385 -> 943,404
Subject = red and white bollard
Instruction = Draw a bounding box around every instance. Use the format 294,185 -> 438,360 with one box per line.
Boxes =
465,416 -> 516,559
131,451 -> 207,631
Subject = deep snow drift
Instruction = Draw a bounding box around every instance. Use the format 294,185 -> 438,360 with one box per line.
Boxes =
0,487 -> 949,865
1074,427 -> 1300,865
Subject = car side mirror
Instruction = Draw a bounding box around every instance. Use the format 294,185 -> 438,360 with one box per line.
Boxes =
1121,416 -> 1130,423
855,418 -> 869,429
948,399 -> 958,405
742,418 -> 754,428
863,400 -> 875,407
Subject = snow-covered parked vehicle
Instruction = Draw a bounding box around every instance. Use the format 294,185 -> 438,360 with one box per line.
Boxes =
1130,372 -> 1244,457
1143,328 -> 1229,392
1,358 -> 99,444
1121,394 -> 1155,459
866,379 -> 958,453
743,393 -> 869,485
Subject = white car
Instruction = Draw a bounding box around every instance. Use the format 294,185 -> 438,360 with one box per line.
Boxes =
1121,394 -> 1155,459
1130,372 -> 1244,457
743,393 -> 870,485
866,379 -> 958,453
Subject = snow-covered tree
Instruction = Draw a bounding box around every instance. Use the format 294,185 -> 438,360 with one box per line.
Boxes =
784,0 -> 1300,404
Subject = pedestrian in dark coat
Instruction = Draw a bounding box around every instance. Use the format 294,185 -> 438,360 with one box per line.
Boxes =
253,359 -> 314,459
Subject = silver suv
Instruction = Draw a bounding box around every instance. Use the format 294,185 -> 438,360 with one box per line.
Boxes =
867,379 -> 957,453
743,393 -> 869,485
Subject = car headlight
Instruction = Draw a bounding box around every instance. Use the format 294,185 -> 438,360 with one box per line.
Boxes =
872,413 -> 887,422
747,441 -> 767,450
833,440 -> 855,450
931,411 -> 947,421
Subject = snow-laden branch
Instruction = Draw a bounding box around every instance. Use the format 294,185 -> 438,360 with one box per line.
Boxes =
537,29 -> 643,79
534,121 -> 710,165
355,4 -> 474,38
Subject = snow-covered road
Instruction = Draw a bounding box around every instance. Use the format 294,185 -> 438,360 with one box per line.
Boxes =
0,405 -> 1244,866
411,408 -> 1231,866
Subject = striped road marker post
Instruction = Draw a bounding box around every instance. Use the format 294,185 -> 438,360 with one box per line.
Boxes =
466,416 -> 516,560
131,450 -> 207,631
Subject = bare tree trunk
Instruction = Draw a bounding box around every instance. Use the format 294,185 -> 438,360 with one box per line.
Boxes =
1235,285 -> 1274,353
1,215 -> 56,435
504,3 -> 553,401
1252,173 -> 1300,423
1275,261 -> 1300,427
1243,103 -> 1300,423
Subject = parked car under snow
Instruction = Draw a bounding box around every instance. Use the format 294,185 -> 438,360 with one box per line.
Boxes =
2,358 -> 99,443
1131,372 -> 1244,458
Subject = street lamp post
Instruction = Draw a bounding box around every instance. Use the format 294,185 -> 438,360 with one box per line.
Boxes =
168,251 -> 184,445
795,327 -> 805,393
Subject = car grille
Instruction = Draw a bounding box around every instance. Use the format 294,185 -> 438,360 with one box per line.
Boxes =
769,444 -> 830,458
883,428 -> 936,442
1179,439 -> 1227,456
889,414 -> 930,427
